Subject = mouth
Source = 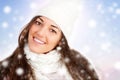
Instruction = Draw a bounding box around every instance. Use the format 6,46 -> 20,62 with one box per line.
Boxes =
33,37 -> 46,45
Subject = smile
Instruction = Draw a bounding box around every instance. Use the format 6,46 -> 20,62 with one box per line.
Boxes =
33,37 -> 46,44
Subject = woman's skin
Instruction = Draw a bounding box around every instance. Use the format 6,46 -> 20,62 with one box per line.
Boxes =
28,16 -> 62,54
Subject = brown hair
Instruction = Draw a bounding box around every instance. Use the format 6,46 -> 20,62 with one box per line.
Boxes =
0,16 -> 99,80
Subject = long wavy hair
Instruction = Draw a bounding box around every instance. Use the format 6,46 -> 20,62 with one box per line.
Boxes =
0,16 -> 99,80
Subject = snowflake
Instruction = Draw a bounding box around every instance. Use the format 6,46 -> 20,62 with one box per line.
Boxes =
56,46 -> 61,51
88,19 -> 97,28
30,2 -> 37,10
80,69 -> 85,73
112,2 -> 118,7
114,62 -> 120,70
75,54 -> 81,58
88,64 -> 94,70
3,6 -> 11,14
2,21 -> 8,28
2,60 -> 9,68
18,54 -> 22,59
8,33 -> 13,38
99,32 -> 106,37
64,57 -> 70,63
115,8 -> 120,14
87,76 -> 91,79
16,67 -> 24,76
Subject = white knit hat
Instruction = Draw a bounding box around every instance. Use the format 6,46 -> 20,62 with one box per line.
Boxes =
34,0 -> 80,40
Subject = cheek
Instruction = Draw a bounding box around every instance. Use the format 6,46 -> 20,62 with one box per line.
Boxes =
28,26 -> 36,41
48,36 -> 61,46
29,26 -> 37,35
28,29 -> 32,40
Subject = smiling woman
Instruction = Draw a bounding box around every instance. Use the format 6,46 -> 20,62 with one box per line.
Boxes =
0,0 -> 99,80
0,15 -> 99,80
28,16 -> 62,54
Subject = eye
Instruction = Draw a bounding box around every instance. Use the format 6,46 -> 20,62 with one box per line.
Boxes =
34,21 -> 41,25
50,29 -> 57,34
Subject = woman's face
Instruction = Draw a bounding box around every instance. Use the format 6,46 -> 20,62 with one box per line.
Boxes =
28,16 -> 62,53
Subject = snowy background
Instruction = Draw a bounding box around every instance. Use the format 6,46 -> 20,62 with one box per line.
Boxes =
0,0 -> 120,80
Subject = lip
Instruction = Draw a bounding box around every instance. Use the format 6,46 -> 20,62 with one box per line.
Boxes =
33,36 -> 46,45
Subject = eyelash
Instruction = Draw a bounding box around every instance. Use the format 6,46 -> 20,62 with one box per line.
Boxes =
50,29 -> 57,34
35,21 -> 41,25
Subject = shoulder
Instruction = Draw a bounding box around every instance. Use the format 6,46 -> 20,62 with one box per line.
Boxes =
70,49 -> 94,68
69,49 -> 99,79
70,49 -> 89,63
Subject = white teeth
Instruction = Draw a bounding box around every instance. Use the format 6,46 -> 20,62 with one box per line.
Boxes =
33,37 -> 45,44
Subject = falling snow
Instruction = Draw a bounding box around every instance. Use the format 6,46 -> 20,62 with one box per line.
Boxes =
56,46 -> 62,51
75,53 -> 81,58
112,2 -> 118,7
64,57 -> 70,63
3,6 -> 11,14
114,62 -> 120,70
88,19 -> 97,28
0,0 -> 120,80
87,76 -> 91,79
115,8 -> 120,14
88,64 -> 94,71
30,2 -> 37,10
16,67 -> 24,76
2,60 -> 9,68
18,54 -> 22,59
80,70 -> 85,73
2,21 -> 8,28
8,33 -> 14,38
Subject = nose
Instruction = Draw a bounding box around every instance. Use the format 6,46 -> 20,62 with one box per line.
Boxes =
37,26 -> 47,37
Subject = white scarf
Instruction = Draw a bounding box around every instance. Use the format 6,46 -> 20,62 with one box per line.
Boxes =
24,45 -> 73,80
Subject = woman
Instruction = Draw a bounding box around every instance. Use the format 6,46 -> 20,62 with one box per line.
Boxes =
0,15 -> 99,80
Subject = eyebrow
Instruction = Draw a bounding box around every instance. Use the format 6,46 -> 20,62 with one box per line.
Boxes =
38,17 -> 44,22
38,17 -> 60,31
51,25 -> 60,31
